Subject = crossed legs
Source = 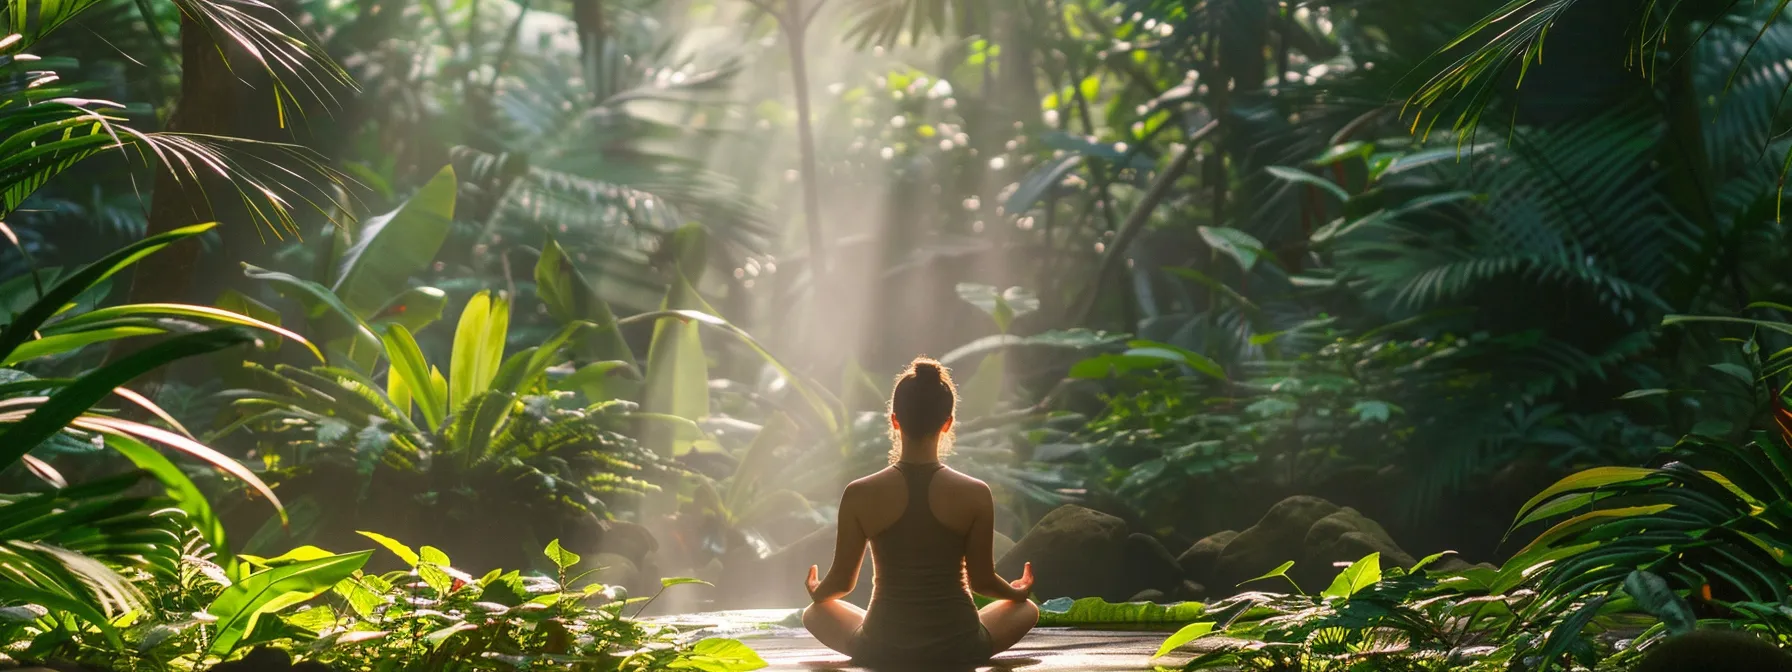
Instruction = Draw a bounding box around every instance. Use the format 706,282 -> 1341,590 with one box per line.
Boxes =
801,598 -> 1040,659
978,597 -> 1040,654
802,599 -> 866,657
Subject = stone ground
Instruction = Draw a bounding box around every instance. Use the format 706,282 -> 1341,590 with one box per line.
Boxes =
657,610 -> 1205,672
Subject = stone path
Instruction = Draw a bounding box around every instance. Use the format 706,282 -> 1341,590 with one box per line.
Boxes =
656,611 -> 1199,672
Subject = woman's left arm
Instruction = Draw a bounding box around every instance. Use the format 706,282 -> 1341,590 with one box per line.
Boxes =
808,484 -> 870,602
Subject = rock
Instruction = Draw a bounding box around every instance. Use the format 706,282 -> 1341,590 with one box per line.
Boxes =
1177,530 -> 1238,587
1303,507 -> 1416,580
1171,580 -> 1207,602
1122,534 -> 1184,596
1428,558 -> 1497,576
1214,496 -> 1341,590
997,505 -> 1131,601
216,647 -> 292,670
1428,556 -> 1473,574
992,531 -> 1016,562
597,520 -> 658,564
1636,630 -> 1792,672
208,647 -> 341,671
1128,589 -> 1166,603
1204,496 -> 1432,595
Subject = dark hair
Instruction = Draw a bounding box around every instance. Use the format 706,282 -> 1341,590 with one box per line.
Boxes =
889,357 -> 957,461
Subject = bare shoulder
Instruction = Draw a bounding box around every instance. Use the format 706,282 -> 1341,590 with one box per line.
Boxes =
938,466 -> 993,499
842,468 -> 901,502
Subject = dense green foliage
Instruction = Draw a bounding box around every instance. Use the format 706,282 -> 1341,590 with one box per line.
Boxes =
6,0 -> 1792,666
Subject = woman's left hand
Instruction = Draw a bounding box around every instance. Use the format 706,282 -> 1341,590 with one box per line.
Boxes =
806,565 -> 823,599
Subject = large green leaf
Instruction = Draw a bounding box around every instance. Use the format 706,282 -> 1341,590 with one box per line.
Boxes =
451,391 -> 516,466
1264,166 -> 1348,202
1154,622 -> 1216,659
544,539 -> 581,571
1623,570 -> 1695,635
536,235 -> 633,362
331,165 -> 456,315
448,291 -> 509,413
44,303 -> 321,361
3,326 -> 165,364
639,225 -> 711,456
957,352 -> 1005,420
955,283 -> 1039,333
216,289 -> 287,354
0,582 -> 122,647
490,322 -> 588,397
0,223 -> 215,364
206,550 -> 372,655
1512,467 -> 1658,530
725,412 -> 797,511
365,287 -> 449,335
0,329 -> 254,467
1196,226 -> 1265,273
1320,553 -> 1382,599
357,530 -> 419,566
559,360 -> 642,404
1513,505 -> 1676,557
71,415 -> 285,525
243,264 -> 381,365
1035,597 -> 1206,626
667,638 -> 768,672
617,309 -> 837,434
382,324 -> 446,431
104,435 -> 232,570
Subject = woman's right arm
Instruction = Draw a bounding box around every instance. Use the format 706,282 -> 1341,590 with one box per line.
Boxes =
964,482 -> 1032,601
809,483 -> 870,603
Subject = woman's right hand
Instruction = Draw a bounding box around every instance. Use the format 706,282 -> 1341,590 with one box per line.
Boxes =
1007,562 -> 1034,600
806,565 -> 823,601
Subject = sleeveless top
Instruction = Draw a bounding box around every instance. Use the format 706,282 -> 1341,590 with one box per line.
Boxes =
851,461 -> 992,663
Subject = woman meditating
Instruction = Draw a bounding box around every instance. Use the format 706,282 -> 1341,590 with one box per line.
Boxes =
801,357 -> 1040,665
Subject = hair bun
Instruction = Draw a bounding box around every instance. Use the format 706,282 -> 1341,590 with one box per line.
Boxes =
912,360 -> 943,382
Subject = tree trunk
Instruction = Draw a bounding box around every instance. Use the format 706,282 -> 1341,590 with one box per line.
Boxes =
573,0 -> 606,62
785,13 -> 827,286
126,15 -> 236,306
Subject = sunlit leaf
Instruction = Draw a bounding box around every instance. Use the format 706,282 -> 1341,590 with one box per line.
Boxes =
207,551 -> 372,655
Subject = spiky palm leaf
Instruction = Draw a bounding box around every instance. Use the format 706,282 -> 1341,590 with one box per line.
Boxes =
0,37 -> 346,241
0,228 -> 300,634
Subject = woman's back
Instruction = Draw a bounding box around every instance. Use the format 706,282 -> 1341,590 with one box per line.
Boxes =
800,357 -> 1037,665
853,462 -> 988,661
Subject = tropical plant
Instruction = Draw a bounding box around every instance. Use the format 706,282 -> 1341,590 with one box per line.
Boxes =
226,164 -> 460,374
12,533 -> 766,670
0,0 -> 345,253
297,0 -> 771,323
1154,552 -> 1534,672
1485,308 -> 1792,667
220,288 -> 676,569
0,224 -> 306,642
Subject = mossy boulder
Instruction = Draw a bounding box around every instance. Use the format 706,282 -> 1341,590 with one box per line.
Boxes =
1205,496 -> 1420,593
1123,533 -> 1185,597
997,505 -> 1131,601
1176,529 -> 1238,587
992,530 -> 1017,561
1213,496 -> 1342,589
1303,507 -> 1415,574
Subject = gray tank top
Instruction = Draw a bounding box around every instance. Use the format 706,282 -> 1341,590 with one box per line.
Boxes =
854,461 -> 985,658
